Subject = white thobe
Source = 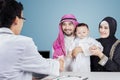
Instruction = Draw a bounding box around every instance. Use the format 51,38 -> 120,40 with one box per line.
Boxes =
52,35 -> 75,71
69,37 -> 103,72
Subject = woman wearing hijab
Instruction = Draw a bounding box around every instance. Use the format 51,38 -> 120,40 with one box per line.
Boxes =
90,17 -> 120,71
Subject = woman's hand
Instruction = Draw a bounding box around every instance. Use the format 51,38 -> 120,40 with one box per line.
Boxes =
72,46 -> 83,58
89,45 -> 104,59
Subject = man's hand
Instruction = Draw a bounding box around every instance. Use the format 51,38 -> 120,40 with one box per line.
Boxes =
72,47 -> 83,58
59,58 -> 64,72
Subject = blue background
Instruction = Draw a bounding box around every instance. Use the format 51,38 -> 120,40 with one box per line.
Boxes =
18,0 -> 120,57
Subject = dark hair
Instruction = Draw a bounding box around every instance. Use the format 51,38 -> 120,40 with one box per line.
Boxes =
0,0 -> 23,28
75,23 -> 89,32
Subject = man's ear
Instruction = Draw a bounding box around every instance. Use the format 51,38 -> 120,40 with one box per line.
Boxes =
13,16 -> 19,25
88,30 -> 90,34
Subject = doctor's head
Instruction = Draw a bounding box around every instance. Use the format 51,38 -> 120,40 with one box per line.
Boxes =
0,0 -> 24,35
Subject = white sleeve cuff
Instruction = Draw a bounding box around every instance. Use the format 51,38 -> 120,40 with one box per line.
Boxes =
98,55 -> 108,66
50,60 -> 60,76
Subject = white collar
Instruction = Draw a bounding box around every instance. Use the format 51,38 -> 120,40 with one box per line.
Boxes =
76,36 -> 89,40
0,27 -> 14,34
64,35 -> 75,40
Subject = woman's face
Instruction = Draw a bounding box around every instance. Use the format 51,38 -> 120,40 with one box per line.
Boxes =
99,21 -> 110,38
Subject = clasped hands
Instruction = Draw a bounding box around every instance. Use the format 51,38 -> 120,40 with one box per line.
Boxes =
89,45 -> 104,59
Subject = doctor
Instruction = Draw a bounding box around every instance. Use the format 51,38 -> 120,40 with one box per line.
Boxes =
0,0 -> 63,80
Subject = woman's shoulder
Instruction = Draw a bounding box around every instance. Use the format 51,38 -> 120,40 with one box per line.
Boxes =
114,40 -> 120,46
111,40 -> 120,48
115,40 -> 120,48
111,40 -> 120,54
112,40 -> 120,59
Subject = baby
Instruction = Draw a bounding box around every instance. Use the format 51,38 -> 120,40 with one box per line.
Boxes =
64,23 -> 103,72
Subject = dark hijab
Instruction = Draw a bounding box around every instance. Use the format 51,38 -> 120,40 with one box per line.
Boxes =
97,17 -> 118,57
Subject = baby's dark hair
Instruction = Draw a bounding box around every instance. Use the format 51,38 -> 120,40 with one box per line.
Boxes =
0,0 -> 23,28
75,23 -> 89,32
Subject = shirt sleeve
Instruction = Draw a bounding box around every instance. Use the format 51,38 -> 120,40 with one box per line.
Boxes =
82,37 -> 103,56
99,44 -> 120,71
98,55 -> 108,66
90,38 -> 103,51
20,38 -> 60,76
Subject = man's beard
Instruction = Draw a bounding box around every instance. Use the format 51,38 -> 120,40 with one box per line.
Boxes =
63,32 -> 73,36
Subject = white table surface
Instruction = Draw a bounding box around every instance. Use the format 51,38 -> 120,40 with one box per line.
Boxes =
41,72 -> 120,80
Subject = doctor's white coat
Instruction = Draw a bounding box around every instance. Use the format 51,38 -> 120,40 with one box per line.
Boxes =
0,28 -> 59,80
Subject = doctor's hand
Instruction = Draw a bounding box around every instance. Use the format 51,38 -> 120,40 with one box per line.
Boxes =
59,58 -> 64,72
89,45 -> 104,59
72,47 -> 83,58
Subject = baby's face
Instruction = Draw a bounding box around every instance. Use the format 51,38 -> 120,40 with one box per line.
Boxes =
76,26 -> 89,39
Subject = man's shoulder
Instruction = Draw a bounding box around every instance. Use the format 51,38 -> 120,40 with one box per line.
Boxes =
14,35 -> 33,43
17,35 -> 32,39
